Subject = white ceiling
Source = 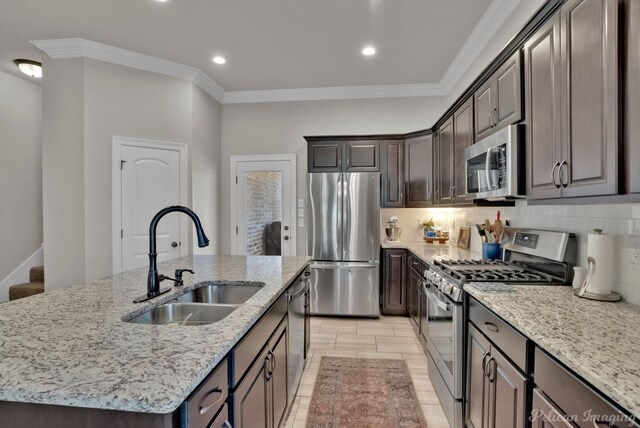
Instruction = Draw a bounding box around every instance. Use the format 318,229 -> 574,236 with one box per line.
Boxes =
0,0 -> 504,96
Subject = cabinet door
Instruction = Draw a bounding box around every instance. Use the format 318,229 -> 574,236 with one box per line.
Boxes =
405,135 -> 434,207
343,140 -> 380,172
453,99 -> 474,205
381,140 -> 404,207
494,51 -> 523,130
560,0 -> 619,197
432,132 -> 440,205
308,141 -> 342,172
474,79 -> 495,141
269,321 -> 288,428
524,13 -> 563,200
233,347 -> 270,428
530,389 -> 575,428
408,267 -> 421,328
627,0 -> 640,194
487,345 -> 528,428
382,250 -> 407,315
437,117 -> 454,206
466,324 -> 491,428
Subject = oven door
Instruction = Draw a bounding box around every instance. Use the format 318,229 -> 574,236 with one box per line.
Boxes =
464,124 -> 523,200
425,285 -> 464,399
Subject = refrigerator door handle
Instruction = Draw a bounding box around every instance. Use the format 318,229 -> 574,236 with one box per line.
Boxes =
342,173 -> 349,261
309,262 -> 379,269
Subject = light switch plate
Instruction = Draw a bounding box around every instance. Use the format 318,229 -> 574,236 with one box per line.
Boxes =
297,198 -> 304,208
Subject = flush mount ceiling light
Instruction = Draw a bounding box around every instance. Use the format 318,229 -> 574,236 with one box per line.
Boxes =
212,56 -> 226,65
362,46 -> 376,56
14,59 -> 42,78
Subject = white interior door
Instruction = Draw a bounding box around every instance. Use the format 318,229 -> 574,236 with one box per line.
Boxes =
231,156 -> 296,256
120,145 -> 182,272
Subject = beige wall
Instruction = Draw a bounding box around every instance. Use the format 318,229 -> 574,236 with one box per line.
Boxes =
220,96 -> 447,255
42,59 -> 221,290
0,71 -> 43,281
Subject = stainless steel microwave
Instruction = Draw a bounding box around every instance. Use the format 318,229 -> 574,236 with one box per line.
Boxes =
464,124 -> 525,200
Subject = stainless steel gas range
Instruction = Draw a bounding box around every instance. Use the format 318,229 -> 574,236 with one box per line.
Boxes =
423,228 -> 576,428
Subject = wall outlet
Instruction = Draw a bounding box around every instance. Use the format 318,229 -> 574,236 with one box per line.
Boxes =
631,241 -> 640,265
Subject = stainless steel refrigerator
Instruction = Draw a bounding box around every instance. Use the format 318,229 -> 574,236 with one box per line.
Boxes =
305,172 -> 380,317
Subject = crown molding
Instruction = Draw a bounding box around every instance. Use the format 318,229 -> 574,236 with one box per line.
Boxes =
222,83 -> 445,104
31,38 -> 225,102
31,0 -> 520,104
438,0 -> 523,94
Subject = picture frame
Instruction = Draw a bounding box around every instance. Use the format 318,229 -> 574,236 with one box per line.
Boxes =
457,226 -> 471,249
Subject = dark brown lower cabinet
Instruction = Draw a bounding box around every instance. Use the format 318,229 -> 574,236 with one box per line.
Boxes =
466,324 -> 527,428
232,319 -> 288,428
381,249 -> 407,315
407,261 -> 421,328
530,389 -> 574,428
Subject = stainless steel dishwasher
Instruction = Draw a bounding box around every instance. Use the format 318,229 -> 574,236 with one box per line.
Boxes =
287,270 -> 310,405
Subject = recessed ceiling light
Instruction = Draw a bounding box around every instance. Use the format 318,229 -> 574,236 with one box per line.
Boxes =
213,56 -> 226,65
362,46 -> 376,56
155,0 -> 169,2
14,59 -> 42,78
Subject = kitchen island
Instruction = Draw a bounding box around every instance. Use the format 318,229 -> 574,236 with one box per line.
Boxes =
0,255 -> 309,425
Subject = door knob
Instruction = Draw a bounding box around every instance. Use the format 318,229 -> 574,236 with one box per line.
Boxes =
171,241 -> 178,248
284,236 -> 290,241
284,225 -> 289,231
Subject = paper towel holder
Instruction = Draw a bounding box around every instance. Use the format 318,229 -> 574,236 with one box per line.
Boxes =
573,230 -> 621,302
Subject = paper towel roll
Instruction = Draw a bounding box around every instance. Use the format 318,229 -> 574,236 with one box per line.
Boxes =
586,229 -> 614,295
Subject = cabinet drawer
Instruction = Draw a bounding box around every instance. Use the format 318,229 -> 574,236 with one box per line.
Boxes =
182,359 -> 228,428
534,348 -> 638,428
409,255 -> 422,273
208,404 -> 230,428
531,389 -> 575,428
468,297 -> 527,371
231,293 -> 287,387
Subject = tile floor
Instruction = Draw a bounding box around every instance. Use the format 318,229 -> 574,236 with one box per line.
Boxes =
284,315 -> 451,428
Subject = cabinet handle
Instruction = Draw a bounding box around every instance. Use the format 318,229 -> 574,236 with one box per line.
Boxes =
486,356 -> 497,383
264,355 -> 272,381
551,161 -> 561,189
481,351 -> 490,375
270,350 -> 277,373
559,160 -> 569,188
198,387 -> 224,415
592,420 -> 622,428
484,322 -> 499,333
491,108 -> 498,127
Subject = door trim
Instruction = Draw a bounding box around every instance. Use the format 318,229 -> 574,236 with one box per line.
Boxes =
111,136 -> 188,274
230,154 -> 297,256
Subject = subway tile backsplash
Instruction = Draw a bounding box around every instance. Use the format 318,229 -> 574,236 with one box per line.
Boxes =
381,201 -> 640,305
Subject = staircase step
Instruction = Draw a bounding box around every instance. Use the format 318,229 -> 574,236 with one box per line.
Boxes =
30,266 -> 44,283
9,282 -> 44,301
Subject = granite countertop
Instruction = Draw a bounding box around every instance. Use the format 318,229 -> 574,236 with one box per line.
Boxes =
380,240 -> 482,264
464,284 -> 640,420
0,255 -> 310,414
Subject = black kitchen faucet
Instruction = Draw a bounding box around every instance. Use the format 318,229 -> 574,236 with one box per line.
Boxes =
133,206 -> 209,303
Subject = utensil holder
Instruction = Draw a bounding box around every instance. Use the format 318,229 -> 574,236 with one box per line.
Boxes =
482,243 -> 501,261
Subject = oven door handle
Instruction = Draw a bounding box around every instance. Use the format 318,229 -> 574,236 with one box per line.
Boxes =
485,147 -> 493,190
428,287 -> 453,312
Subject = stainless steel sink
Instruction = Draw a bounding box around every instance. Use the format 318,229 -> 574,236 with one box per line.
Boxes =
175,283 -> 264,305
126,303 -> 238,326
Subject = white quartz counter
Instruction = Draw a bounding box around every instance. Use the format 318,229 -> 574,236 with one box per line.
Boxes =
465,284 -> 640,420
0,255 -> 310,414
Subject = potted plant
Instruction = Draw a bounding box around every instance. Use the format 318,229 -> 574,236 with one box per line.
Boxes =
421,218 -> 436,238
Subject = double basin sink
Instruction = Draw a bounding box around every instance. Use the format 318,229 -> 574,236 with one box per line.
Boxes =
126,282 -> 264,326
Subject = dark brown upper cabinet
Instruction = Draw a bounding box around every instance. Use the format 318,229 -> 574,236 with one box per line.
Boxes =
435,117 -> 454,206
524,12 -> 563,200
559,0 -> 619,198
627,0 -> 640,194
307,141 -> 342,172
453,99 -> 475,205
307,139 -> 380,172
525,0 -> 620,200
381,140 -> 404,207
474,51 -> 523,142
344,140 -> 380,172
405,134 -> 434,207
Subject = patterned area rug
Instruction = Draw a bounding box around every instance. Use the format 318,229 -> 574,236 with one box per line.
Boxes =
306,357 -> 428,428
